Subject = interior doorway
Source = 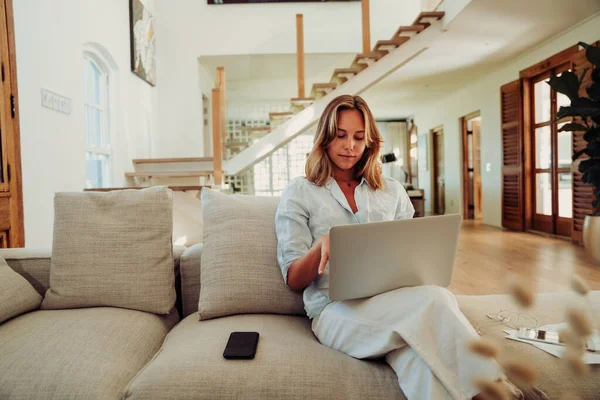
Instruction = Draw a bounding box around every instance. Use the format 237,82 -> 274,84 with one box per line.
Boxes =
431,125 -> 445,215
461,112 -> 483,220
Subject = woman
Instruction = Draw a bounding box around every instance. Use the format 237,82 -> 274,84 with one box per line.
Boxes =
275,95 -> 528,400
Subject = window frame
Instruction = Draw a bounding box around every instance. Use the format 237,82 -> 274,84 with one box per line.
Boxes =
83,52 -> 112,189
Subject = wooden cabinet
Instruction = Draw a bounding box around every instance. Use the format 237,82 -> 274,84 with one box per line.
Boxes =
408,189 -> 425,218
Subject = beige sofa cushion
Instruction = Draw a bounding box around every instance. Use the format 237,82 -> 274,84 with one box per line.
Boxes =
0,307 -> 178,399
124,313 -> 404,400
457,291 -> 600,399
41,186 -> 176,314
0,258 -> 42,323
199,189 -> 304,320
180,243 -> 202,318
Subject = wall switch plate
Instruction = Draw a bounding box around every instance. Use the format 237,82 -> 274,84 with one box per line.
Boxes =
485,162 -> 491,172
41,89 -> 71,115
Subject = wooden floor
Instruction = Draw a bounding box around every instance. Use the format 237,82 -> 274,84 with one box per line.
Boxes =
448,221 -> 600,296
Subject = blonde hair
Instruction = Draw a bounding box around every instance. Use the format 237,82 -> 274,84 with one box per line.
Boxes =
305,95 -> 384,189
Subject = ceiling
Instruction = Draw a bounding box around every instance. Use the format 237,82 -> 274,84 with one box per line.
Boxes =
199,0 -> 600,117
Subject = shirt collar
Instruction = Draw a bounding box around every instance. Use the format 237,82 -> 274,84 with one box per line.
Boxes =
325,175 -> 367,190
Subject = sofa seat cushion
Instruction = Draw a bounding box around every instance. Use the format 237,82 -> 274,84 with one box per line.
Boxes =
0,307 -> 179,400
457,291 -> 600,399
125,313 -> 404,400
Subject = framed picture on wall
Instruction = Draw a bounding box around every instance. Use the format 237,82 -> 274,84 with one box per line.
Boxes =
129,0 -> 156,86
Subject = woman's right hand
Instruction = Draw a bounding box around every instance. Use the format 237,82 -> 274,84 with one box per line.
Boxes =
318,234 -> 330,276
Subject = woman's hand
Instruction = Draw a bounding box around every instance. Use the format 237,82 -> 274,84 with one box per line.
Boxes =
318,234 -> 330,275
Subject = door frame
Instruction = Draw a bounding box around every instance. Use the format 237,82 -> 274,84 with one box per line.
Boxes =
460,111 -> 481,220
431,125 -> 444,215
526,62 -> 573,238
0,0 -> 24,247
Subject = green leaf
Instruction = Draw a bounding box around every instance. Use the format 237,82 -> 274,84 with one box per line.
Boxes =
587,140 -> 600,157
547,71 -> 580,100
557,98 -> 600,119
592,67 -> 600,84
587,82 -> 600,102
579,68 -> 589,87
586,44 -> 600,67
573,148 -> 587,161
584,127 -> 600,142
558,123 -> 588,132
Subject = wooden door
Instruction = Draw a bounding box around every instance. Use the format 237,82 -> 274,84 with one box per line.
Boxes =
501,80 -> 525,231
432,127 -> 445,215
530,64 -> 573,238
0,0 -> 24,247
472,120 -> 483,220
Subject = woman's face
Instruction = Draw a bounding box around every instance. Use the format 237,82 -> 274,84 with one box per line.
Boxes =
326,108 -> 367,173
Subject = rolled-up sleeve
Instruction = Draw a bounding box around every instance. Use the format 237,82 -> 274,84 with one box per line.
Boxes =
275,182 -> 313,285
395,182 -> 415,220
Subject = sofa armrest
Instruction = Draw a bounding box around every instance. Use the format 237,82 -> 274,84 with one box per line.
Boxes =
0,246 -> 186,302
180,243 -> 203,319
0,248 -> 51,296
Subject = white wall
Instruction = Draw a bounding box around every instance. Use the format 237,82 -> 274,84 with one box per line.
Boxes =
15,0 -> 158,248
413,12 -> 600,227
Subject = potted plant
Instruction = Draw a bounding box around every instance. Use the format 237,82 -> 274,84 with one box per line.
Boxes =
548,42 -> 600,262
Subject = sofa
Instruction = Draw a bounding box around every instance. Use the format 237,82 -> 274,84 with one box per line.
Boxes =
0,187 -> 599,399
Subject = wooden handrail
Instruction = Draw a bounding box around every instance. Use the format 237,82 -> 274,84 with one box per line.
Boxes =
211,88 -> 223,186
296,14 -> 305,98
216,67 -> 227,157
361,0 -> 370,54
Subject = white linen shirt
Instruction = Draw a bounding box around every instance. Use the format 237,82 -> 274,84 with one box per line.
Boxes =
275,175 -> 415,319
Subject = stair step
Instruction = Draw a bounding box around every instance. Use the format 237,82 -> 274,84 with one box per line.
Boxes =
393,25 -> 425,39
374,37 -> 410,54
132,157 -> 214,173
351,51 -> 386,70
133,157 -> 213,164
331,67 -> 361,84
126,171 -> 212,178
290,97 -> 315,112
269,112 -> 294,120
244,126 -> 271,140
225,141 -> 250,150
412,11 -> 445,28
311,83 -> 337,99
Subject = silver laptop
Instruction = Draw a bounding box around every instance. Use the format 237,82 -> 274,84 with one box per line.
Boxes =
328,214 -> 462,301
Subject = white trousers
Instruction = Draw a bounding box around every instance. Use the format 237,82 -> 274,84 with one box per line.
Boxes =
311,285 -> 502,400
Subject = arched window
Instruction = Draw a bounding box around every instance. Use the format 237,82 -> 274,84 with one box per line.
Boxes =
83,53 -> 111,188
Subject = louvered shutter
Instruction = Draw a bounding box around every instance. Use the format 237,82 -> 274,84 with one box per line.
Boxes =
501,80 -> 525,230
570,46 -> 596,242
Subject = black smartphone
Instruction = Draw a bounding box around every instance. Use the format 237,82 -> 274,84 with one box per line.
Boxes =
223,332 -> 260,359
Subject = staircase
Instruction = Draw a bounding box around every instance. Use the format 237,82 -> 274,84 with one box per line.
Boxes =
125,11 -> 446,187
225,11 -> 446,176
